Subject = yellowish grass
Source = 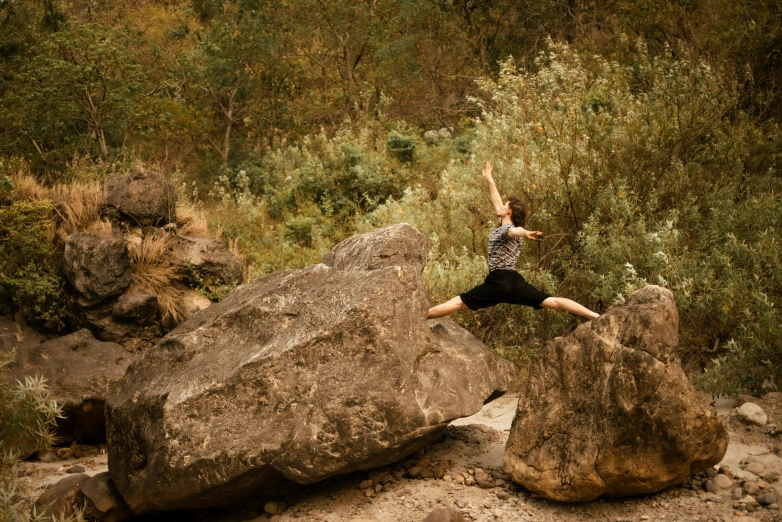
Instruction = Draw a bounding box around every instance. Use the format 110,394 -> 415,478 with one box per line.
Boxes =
176,202 -> 208,237
11,170 -> 105,244
83,218 -> 113,236
128,230 -> 182,325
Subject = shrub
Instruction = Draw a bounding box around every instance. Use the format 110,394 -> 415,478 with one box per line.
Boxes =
0,200 -> 65,328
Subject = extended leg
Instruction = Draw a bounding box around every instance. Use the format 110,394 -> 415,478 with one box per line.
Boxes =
427,296 -> 468,319
540,297 -> 599,319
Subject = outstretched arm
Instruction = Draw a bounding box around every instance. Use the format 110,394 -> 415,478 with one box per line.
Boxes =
481,161 -> 504,212
508,227 -> 544,240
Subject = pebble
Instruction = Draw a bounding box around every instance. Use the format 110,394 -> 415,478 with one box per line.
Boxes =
408,466 -> 423,478
496,491 -> 510,500
363,488 -> 375,497
713,474 -> 734,489
757,492 -> 778,506
733,488 -> 744,500
744,482 -> 761,496
706,468 -> 719,479
720,466 -> 736,479
66,465 -> 85,474
38,451 -> 57,463
360,479 -> 373,489
747,463 -> 766,475
56,448 -> 73,460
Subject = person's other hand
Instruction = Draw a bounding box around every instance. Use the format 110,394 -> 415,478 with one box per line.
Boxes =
527,230 -> 544,240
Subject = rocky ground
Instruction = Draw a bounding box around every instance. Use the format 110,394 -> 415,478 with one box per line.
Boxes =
20,392 -> 782,522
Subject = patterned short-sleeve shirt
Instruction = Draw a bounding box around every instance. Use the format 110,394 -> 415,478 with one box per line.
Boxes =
487,223 -> 521,272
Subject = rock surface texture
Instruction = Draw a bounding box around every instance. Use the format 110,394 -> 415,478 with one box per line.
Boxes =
106,224 -> 514,513
321,223 -> 429,275
103,170 -> 175,226
9,329 -> 136,443
63,233 -> 132,307
504,285 -> 728,502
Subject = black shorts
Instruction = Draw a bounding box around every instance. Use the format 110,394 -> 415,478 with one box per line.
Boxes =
460,270 -> 551,311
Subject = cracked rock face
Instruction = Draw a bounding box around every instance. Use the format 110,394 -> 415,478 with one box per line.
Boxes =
106,225 -> 514,514
504,285 -> 728,502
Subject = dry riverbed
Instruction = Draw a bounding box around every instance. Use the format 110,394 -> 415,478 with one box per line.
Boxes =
21,392 -> 782,522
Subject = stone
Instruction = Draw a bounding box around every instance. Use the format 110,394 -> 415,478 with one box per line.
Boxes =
103,170 -> 176,226
422,507 -> 467,522
112,292 -> 159,323
56,448 -> 73,460
79,472 -> 132,521
173,235 -> 243,288
721,466 -> 736,479
745,482 -> 762,496
706,480 -> 720,493
733,488 -> 744,500
737,403 -> 768,426
747,463 -> 766,475
408,466 -> 424,478
38,451 -> 58,463
33,473 -> 90,519
8,328 -> 136,444
321,223 -> 429,275
758,493 -> 778,506
504,286 -> 728,502
424,130 -> 441,144
714,474 -> 734,489
105,225 -> 514,514
360,479 -> 373,489
706,468 -> 719,478
177,290 -> 213,320
734,517 -> 761,522
66,465 -> 85,473
64,233 -> 131,306
264,501 -> 285,515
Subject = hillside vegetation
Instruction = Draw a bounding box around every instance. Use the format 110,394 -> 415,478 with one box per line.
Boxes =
0,0 -> 780,394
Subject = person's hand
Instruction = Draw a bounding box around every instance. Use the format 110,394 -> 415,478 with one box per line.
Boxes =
481,160 -> 494,181
527,230 -> 544,240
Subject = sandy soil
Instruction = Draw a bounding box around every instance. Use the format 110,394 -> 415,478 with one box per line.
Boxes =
21,392 -> 782,522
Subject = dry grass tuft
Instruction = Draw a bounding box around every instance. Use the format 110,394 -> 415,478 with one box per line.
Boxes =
11,170 -> 105,244
176,202 -> 208,237
128,230 -> 182,325
83,218 -> 113,236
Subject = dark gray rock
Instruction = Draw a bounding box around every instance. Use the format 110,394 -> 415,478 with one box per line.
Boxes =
504,286 -> 728,502
321,223 -> 429,275
103,170 -> 176,226
106,226 -> 513,514
112,292 -> 160,324
64,233 -> 131,307
33,473 -> 89,519
173,235 -> 243,288
8,328 -> 136,444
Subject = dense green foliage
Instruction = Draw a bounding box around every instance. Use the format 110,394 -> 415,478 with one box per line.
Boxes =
0,199 -> 65,328
0,0 -> 780,394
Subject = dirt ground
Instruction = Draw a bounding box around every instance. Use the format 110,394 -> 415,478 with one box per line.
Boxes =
21,392 -> 782,522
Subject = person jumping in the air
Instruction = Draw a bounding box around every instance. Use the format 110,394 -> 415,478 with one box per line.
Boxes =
427,161 -> 599,320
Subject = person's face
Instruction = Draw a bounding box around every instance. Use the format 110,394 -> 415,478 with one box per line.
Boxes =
498,200 -> 512,218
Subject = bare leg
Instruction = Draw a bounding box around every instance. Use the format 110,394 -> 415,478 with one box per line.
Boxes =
427,296 -> 468,319
540,297 -> 599,319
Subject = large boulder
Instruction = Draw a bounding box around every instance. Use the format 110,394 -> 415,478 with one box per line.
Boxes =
321,223 -> 429,275
106,225 -> 514,514
103,170 -> 176,226
504,286 -> 728,502
64,233 -> 131,307
172,235 -> 243,288
8,328 -> 136,444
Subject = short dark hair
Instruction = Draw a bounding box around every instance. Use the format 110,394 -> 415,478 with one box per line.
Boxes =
508,196 -> 528,227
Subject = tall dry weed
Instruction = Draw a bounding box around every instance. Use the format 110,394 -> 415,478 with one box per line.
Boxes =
176,202 -> 208,237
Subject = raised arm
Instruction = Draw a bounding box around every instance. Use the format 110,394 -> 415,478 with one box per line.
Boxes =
508,226 -> 544,240
481,161 -> 504,212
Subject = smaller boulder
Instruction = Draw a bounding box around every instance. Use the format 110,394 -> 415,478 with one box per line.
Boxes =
737,403 -> 768,426
173,236 -> 243,288
112,292 -> 159,324
103,170 -> 175,226
712,474 -> 733,489
80,472 -> 132,521
322,223 -> 430,275
64,233 -> 131,307
33,474 -> 89,519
